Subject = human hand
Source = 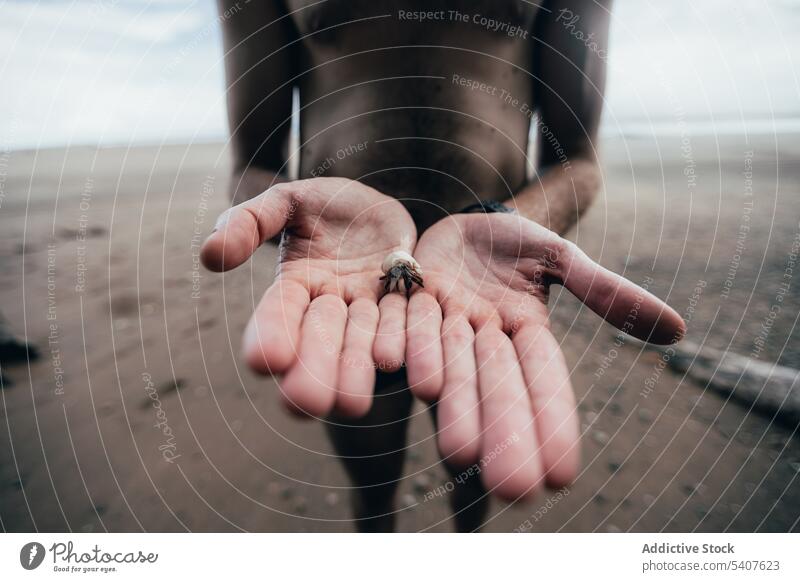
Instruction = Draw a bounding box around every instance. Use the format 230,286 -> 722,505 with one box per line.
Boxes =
406,212 -> 685,500
201,178 -> 417,418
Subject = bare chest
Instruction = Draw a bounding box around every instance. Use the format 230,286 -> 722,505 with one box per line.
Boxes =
285,0 -> 541,48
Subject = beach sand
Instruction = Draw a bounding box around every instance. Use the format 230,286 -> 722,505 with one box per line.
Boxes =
1,132 -> 799,532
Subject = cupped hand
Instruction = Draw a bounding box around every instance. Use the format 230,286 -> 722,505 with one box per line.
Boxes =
201,177 -> 417,418
406,212 -> 685,500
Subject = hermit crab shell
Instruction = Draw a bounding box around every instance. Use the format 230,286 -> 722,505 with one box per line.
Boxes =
381,250 -> 422,276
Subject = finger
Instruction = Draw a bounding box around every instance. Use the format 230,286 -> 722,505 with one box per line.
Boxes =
336,298 -> 379,418
559,242 -> 686,344
200,186 -> 292,272
243,279 -> 310,374
437,316 -> 481,467
513,324 -> 580,488
475,326 -> 543,501
373,293 -> 407,372
405,292 -> 444,402
280,295 -> 347,417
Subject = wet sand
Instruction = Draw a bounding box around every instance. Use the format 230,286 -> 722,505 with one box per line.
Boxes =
1,132 -> 799,532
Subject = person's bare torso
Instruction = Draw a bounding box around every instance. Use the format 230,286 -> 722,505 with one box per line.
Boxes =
286,0 -> 543,229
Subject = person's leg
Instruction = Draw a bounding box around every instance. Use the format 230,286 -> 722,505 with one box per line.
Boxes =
442,461 -> 490,532
429,403 -> 490,532
326,370 -> 413,532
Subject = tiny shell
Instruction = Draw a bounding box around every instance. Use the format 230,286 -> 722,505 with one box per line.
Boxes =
381,250 -> 422,275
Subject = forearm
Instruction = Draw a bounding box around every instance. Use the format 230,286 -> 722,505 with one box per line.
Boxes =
228,166 -> 289,206
507,158 -> 601,235
218,0 -> 298,205
518,0 -> 610,235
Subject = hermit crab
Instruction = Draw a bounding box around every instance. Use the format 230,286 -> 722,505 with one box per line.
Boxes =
380,250 -> 424,297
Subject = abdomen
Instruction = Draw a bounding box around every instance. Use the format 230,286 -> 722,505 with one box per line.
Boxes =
298,47 -> 534,228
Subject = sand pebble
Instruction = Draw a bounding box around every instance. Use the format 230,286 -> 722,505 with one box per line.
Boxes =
682,482 -> 706,495
402,494 -> 416,508
267,481 -> 286,496
592,430 -> 609,445
293,497 -> 307,514
325,492 -> 339,506
643,434 -> 659,448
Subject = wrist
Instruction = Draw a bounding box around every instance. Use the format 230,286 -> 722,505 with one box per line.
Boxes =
510,160 -> 601,235
458,199 -> 516,214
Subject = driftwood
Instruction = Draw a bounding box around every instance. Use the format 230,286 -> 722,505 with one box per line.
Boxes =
640,340 -> 800,426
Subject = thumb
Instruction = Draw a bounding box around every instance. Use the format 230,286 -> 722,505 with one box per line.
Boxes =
558,242 -> 686,345
200,185 -> 294,272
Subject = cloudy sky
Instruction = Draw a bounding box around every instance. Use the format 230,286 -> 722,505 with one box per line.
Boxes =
1,0 -> 799,149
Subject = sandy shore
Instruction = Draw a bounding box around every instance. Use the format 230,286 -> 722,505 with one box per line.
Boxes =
1,133 -> 799,532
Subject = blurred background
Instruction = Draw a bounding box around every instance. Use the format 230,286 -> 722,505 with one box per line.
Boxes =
1,0 -> 799,532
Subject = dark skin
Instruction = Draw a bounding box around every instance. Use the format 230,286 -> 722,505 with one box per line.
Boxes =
201,0 -> 685,532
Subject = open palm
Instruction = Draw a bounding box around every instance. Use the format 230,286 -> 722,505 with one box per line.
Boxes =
201,177 -> 417,418
406,213 -> 685,500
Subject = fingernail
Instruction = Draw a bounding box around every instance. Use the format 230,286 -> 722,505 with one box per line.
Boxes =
214,207 -> 236,231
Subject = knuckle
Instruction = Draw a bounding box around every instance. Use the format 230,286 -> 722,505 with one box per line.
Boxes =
444,321 -> 474,345
408,333 -> 440,353
314,295 -> 347,318
349,299 -> 379,323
